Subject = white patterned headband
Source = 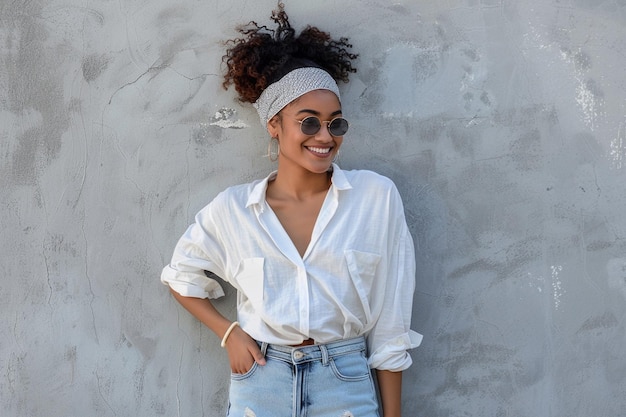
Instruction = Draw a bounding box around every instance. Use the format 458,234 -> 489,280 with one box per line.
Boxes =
253,67 -> 341,129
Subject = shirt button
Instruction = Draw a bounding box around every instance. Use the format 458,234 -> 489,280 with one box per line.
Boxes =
293,350 -> 305,360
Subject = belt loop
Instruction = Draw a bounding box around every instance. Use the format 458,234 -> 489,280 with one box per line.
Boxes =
260,341 -> 269,356
320,343 -> 329,366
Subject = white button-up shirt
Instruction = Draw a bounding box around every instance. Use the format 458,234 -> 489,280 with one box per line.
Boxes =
161,165 -> 422,371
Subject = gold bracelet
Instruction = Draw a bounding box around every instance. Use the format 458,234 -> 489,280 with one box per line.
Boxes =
220,321 -> 240,348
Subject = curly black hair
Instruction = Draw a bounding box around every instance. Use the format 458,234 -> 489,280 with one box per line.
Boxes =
222,3 -> 358,103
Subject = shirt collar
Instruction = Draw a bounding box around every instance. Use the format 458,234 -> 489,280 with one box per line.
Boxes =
246,163 -> 352,208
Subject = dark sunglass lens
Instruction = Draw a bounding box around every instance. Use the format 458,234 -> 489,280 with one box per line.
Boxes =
329,118 -> 349,136
300,117 -> 321,135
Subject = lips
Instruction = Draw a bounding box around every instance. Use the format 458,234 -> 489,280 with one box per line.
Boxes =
306,146 -> 332,155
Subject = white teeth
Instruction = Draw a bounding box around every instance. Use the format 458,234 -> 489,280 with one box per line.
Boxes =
307,147 -> 331,154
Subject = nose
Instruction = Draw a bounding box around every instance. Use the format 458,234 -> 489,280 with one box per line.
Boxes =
315,122 -> 334,142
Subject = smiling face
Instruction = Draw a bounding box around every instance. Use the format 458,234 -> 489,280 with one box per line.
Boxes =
268,89 -> 344,176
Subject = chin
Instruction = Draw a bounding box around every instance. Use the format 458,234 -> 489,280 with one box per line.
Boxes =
306,163 -> 333,174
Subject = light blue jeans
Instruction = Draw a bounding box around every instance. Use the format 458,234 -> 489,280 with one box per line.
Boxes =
227,336 -> 380,417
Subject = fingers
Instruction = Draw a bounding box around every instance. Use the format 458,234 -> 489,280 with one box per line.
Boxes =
231,352 -> 262,374
226,326 -> 266,373
249,344 -> 266,366
231,360 -> 254,375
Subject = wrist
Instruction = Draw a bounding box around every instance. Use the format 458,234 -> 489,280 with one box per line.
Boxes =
220,321 -> 240,347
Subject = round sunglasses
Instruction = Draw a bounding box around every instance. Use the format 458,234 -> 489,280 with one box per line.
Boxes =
297,116 -> 349,137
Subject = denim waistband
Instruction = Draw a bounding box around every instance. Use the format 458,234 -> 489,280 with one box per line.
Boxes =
259,336 -> 366,366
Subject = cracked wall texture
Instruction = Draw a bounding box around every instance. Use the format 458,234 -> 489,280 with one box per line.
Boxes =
1,0 -> 625,416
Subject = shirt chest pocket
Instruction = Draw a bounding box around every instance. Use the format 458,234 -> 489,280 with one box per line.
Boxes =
344,250 -> 382,325
233,257 -> 265,308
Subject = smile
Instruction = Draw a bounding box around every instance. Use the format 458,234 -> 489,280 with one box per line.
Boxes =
306,146 -> 332,155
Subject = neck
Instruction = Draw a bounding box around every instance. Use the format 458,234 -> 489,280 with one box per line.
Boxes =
269,165 -> 332,201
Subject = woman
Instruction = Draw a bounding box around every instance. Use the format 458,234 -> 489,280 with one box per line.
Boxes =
161,4 -> 422,416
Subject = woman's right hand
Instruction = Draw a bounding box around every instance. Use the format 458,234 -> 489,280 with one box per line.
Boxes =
166,290 -> 266,374
224,325 -> 266,374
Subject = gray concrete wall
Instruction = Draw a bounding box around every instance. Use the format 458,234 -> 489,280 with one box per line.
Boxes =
2,0 -> 625,416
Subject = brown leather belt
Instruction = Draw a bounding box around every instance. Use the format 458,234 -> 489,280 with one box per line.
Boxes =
290,338 -> 315,347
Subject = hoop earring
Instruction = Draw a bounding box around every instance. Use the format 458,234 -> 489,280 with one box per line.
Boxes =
267,137 -> 280,162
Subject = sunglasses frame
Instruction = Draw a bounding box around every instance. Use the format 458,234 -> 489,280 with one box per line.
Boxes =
296,116 -> 349,137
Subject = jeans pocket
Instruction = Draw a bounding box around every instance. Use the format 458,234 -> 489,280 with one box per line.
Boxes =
329,351 -> 371,382
230,361 -> 259,381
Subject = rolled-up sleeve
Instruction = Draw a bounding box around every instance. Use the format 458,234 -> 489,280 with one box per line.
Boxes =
367,186 -> 423,371
161,202 -> 227,299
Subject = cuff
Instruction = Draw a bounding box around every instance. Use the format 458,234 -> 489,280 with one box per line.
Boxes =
368,330 -> 423,371
161,265 -> 225,299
